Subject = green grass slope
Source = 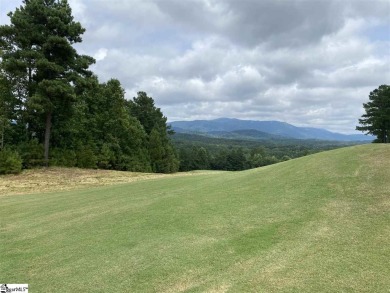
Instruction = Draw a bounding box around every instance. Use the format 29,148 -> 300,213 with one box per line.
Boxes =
1,144 -> 389,292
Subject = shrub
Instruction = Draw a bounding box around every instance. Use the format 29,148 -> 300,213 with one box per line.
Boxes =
97,143 -> 115,169
0,148 -> 22,174
50,148 -> 77,167
18,139 -> 45,168
76,145 -> 97,169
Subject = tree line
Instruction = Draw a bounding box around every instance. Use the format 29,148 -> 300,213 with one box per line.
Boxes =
0,0 -> 178,174
177,146 -> 281,171
172,133 -> 358,172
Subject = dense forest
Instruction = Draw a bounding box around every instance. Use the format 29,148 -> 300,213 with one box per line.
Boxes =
0,0 -> 178,174
172,133 -> 361,171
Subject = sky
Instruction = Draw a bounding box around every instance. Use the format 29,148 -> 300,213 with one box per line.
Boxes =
1,0 -> 389,134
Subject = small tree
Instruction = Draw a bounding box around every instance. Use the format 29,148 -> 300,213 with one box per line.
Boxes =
148,125 -> 179,173
356,85 -> 390,143
0,149 -> 22,174
0,75 -> 15,149
128,92 -> 179,173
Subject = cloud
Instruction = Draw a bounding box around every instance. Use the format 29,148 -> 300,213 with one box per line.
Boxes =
93,48 -> 108,62
1,0 -> 389,134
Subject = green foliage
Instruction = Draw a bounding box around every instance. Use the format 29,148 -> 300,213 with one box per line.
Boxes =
149,126 -> 179,173
163,144 -> 180,173
0,74 -> 17,149
76,145 -> 97,169
128,92 -> 179,173
173,133 -> 360,171
72,79 -> 153,172
0,0 -> 95,164
210,148 -> 248,171
97,143 -> 115,169
128,91 -> 169,135
1,2 -> 181,174
18,139 -> 45,168
50,148 -> 77,167
226,148 -> 248,171
0,148 -> 22,174
357,85 -> 390,143
179,146 -> 211,171
117,152 -> 152,172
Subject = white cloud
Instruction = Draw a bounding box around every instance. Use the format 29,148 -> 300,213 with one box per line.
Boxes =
68,0 -> 87,22
1,0 -> 389,134
93,48 -> 108,62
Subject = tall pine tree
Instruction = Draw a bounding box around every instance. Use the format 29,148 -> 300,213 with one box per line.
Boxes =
356,85 -> 390,143
0,0 -> 95,165
128,92 -> 179,173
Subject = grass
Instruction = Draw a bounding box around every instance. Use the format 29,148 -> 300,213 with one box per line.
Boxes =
0,144 -> 389,292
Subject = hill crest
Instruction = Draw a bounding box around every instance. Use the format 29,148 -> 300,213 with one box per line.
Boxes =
170,118 -> 373,141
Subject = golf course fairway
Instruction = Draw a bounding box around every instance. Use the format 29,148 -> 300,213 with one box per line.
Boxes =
1,144 -> 389,292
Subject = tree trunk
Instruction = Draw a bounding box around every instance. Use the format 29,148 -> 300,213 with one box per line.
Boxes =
44,111 -> 52,167
1,126 -> 4,150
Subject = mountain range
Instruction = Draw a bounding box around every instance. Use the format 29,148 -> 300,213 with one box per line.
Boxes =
170,118 -> 373,142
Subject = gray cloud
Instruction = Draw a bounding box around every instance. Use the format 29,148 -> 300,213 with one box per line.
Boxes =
1,0 -> 389,134
221,0 -> 345,48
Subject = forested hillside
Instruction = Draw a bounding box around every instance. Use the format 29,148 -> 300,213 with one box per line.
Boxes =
0,1 -> 178,174
172,132 -> 362,171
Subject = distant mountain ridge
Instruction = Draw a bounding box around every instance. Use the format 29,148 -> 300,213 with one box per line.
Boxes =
170,118 -> 373,141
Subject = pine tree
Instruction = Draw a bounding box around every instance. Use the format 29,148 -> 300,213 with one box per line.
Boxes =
128,92 -> 179,173
0,75 -> 15,149
356,85 -> 390,143
0,0 -> 95,165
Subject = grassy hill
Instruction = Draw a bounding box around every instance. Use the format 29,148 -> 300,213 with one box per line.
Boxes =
1,144 -> 389,292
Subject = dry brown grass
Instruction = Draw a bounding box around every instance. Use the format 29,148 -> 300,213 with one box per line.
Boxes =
0,167 -> 208,196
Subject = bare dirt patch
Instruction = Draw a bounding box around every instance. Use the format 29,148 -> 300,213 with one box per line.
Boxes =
0,167 -> 207,196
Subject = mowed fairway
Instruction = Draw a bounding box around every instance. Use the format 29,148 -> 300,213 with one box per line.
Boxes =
1,145 -> 389,292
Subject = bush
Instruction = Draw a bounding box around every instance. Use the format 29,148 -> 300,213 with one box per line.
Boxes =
0,149 -> 22,174
50,148 -> 77,167
97,143 -> 115,169
18,139 -> 45,168
76,145 -> 97,169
